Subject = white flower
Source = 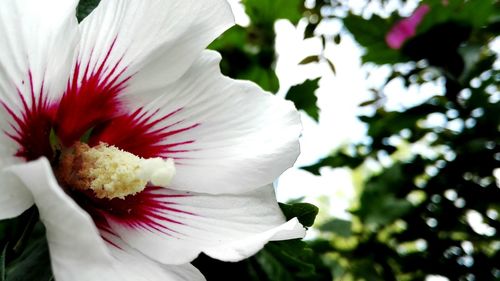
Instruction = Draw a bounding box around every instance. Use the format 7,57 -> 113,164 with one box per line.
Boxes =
0,0 -> 304,280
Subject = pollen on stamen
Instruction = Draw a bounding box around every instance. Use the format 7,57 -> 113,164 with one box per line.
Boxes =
57,142 -> 175,199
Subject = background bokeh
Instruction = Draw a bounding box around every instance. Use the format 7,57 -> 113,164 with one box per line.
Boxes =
199,0 -> 500,280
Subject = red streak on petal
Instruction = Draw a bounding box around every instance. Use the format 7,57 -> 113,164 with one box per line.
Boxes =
91,214 -> 123,250
2,72 -> 54,160
55,38 -> 131,146
90,107 -> 199,159
73,186 -> 194,235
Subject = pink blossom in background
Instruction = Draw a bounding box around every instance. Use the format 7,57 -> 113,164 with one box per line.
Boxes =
385,4 -> 431,49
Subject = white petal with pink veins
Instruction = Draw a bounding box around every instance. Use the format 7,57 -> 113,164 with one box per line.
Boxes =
8,158 -> 207,281
105,185 -> 305,265
0,0 -> 79,159
76,0 -> 234,106
95,50 -> 301,195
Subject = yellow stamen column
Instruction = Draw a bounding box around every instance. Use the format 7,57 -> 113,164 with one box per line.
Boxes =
57,142 -> 175,199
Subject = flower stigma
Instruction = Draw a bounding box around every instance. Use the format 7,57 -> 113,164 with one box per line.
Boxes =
56,142 -> 175,199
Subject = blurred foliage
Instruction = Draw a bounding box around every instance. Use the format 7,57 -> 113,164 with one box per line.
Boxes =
286,78 -> 321,121
209,0 -> 324,121
301,0 -> 499,280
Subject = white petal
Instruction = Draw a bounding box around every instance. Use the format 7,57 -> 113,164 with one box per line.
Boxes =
0,0 -> 79,153
104,232 -> 206,281
7,159 -> 119,281
161,263 -> 205,281
137,51 -> 301,194
8,158 -> 207,281
0,171 -> 33,220
77,0 -> 234,104
106,185 -> 306,265
203,218 -> 304,262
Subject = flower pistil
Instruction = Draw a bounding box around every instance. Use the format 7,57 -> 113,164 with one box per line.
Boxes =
56,142 -> 175,199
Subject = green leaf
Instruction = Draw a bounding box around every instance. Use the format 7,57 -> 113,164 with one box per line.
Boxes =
76,0 -> 100,22
285,78 -> 320,121
343,13 -> 405,64
209,25 -> 248,50
299,56 -> 320,65
243,0 -> 304,26
304,23 -> 317,39
319,219 -> 352,237
419,0 -> 496,32
257,241 -> 317,281
6,224 -> 52,281
242,66 -> 280,93
302,153 -> 364,175
192,254 -> 263,281
1,244 -> 6,281
325,59 -> 336,75
362,196 -> 413,226
0,220 -> 11,245
354,164 -> 415,226
11,209 -> 39,257
459,0 -> 496,27
333,34 -> 341,45
359,102 -> 445,148
211,26 -> 280,93
279,203 -> 319,228
49,128 -> 61,153
80,127 -> 94,144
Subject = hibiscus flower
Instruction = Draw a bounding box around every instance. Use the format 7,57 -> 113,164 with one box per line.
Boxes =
0,0 -> 305,280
